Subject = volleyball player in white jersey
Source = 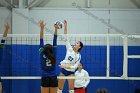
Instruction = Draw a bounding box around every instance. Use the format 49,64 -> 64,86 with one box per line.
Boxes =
0,23 -> 10,93
57,20 -> 83,93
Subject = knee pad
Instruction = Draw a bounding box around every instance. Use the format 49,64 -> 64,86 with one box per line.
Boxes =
57,88 -> 62,93
69,90 -> 74,93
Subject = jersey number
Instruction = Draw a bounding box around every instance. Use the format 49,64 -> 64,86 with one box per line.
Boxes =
68,56 -> 74,61
46,59 -> 52,66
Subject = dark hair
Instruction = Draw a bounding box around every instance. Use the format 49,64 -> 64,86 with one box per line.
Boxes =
96,88 -> 108,93
78,41 -> 83,52
44,44 -> 56,64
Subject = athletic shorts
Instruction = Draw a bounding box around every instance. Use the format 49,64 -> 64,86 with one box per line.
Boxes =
61,68 -> 74,76
74,87 -> 85,93
0,77 -> 1,82
41,76 -> 58,87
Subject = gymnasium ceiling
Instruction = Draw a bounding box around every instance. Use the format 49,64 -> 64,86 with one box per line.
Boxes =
0,0 -> 140,9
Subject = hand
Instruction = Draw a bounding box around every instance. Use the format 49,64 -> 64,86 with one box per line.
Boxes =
5,23 -> 10,30
59,64 -> 65,68
39,20 -> 46,30
54,24 -> 59,29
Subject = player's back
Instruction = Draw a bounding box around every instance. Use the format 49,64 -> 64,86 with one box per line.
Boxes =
40,50 -> 57,76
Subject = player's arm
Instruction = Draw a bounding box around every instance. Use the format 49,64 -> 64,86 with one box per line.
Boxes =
63,20 -> 72,50
83,71 -> 90,88
59,54 -> 81,70
69,55 -> 81,70
53,24 -> 58,57
39,20 -> 45,52
59,61 -> 79,70
64,20 -> 67,35
3,23 -> 10,38
0,23 -> 10,63
0,23 -> 10,48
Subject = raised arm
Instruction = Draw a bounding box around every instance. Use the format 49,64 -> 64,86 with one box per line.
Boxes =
53,24 -> 58,46
39,20 -> 45,48
3,23 -> 10,38
1,23 -> 10,45
64,20 -> 67,35
53,24 -> 58,57
63,20 -> 72,50
0,23 -> 10,63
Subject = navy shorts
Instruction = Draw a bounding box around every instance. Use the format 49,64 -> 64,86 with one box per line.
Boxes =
0,77 -> 1,82
41,76 -> 58,87
61,68 -> 74,76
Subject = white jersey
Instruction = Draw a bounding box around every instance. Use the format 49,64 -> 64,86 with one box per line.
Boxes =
74,69 -> 90,88
60,39 -> 81,72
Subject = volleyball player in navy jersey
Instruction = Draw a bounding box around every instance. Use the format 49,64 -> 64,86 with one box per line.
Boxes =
0,23 -> 10,93
39,20 -> 58,93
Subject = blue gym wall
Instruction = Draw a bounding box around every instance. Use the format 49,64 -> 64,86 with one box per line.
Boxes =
0,45 -> 140,93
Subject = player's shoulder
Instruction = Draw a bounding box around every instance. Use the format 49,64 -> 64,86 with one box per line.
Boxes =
77,52 -> 81,55
74,70 -> 79,75
77,53 -> 81,57
82,69 -> 88,73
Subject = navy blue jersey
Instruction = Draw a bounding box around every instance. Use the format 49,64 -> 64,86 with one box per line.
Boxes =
39,35 -> 57,76
0,39 -> 5,64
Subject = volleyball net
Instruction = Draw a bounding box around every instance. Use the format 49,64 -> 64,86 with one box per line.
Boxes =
0,34 -> 140,80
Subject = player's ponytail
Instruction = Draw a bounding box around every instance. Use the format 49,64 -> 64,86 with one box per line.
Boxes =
44,44 -> 56,64
78,41 -> 83,52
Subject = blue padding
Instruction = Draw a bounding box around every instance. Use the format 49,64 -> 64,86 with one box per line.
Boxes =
0,45 -> 140,93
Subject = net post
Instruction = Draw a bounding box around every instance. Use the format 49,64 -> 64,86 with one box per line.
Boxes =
122,35 -> 128,78
106,34 -> 110,78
